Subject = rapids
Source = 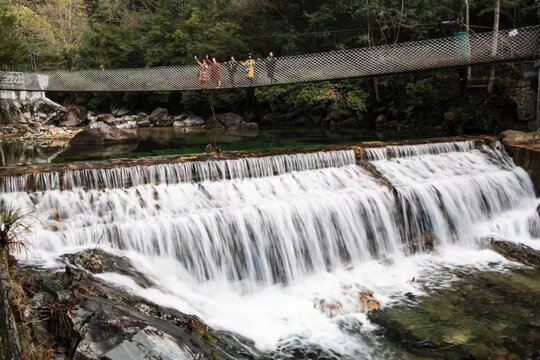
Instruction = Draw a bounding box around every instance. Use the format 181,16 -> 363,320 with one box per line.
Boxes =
1,139 -> 539,358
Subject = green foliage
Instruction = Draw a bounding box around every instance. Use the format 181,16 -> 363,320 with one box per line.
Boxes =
0,6 -> 24,69
0,203 -> 33,256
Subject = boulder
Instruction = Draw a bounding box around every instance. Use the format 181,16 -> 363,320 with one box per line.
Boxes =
96,113 -> 115,123
63,105 -> 88,127
116,120 -> 138,129
172,114 -> 205,128
89,121 -> 110,129
207,112 -> 244,129
30,96 -> 66,116
149,107 -> 174,127
499,130 -> 540,147
69,127 -> 139,147
112,108 -> 130,117
489,238 -> 540,268
0,100 -> 23,124
136,112 -> 151,127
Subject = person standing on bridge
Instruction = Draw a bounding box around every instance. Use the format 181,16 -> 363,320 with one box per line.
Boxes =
194,56 -> 209,88
227,56 -> 239,86
264,52 -> 277,83
242,53 -> 256,85
205,55 -> 222,88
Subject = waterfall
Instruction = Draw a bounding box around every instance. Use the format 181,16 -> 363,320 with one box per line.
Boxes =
0,150 -> 356,192
1,139 -> 538,356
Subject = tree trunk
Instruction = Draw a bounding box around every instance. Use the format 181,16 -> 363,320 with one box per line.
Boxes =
487,0 -> 501,94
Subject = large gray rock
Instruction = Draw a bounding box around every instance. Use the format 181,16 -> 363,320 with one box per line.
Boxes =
0,100 -> 22,124
136,112 -> 151,127
89,121 -> 110,129
149,107 -> 174,127
112,108 -> 130,117
30,96 -> 66,115
69,127 -> 139,147
96,113 -> 115,123
206,112 -> 244,129
173,114 -> 205,128
489,238 -> 540,268
63,105 -> 88,127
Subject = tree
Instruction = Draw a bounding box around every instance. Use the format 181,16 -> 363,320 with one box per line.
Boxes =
39,0 -> 89,69
487,0 -> 501,94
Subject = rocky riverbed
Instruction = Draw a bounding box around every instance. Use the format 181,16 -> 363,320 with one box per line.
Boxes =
0,97 -> 258,144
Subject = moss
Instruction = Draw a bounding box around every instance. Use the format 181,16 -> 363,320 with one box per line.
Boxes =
202,332 -> 216,344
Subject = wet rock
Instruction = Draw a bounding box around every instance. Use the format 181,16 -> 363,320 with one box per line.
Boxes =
369,268 -> 540,359
489,238 -> 540,268
314,286 -> 380,318
69,127 -> 140,147
409,232 -> 436,253
14,264 -> 261,360
62,249 -> 153,288
63,105 -> 88,127
357,289 -> 380,313
314,299 -> 344,317
149,107 -> 174,127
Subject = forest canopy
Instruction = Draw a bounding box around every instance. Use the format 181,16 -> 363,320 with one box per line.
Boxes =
1,0 -> 538,71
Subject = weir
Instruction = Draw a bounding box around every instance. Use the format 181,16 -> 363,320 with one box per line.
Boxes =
1,137 -> 539,355
1,138 -> 538,282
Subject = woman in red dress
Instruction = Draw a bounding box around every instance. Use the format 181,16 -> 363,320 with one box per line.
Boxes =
194,56 -> 209,88
205,55 -> 221,88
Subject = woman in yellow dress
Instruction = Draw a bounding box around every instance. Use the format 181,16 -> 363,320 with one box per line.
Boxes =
242,53 -> 256,85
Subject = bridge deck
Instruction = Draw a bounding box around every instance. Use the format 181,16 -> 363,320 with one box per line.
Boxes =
1,26 -> 539,92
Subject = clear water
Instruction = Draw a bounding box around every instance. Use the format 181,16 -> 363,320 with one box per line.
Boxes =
0,128 -> 414,166
1,139 -> 539,358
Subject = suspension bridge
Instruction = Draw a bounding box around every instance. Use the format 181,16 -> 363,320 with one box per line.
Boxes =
1,26 -> 539,92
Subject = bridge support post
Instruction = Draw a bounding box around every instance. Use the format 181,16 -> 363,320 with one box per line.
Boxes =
534,60 -> 540,131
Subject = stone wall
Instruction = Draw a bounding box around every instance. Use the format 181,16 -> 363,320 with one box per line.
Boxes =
509,80 -> 537,123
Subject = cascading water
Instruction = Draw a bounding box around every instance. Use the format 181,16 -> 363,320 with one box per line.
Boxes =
1,140 -> 539,358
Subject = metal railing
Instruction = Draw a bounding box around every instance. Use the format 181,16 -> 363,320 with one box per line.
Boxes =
1,26 -> 539,92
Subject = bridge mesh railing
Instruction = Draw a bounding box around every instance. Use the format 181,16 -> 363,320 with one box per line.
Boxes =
2,26 -> 539,92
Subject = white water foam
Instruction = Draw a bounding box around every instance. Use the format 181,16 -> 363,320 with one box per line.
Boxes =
2,142 -> 539,358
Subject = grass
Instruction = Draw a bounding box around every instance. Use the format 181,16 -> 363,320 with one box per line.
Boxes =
0,203 -> 34,256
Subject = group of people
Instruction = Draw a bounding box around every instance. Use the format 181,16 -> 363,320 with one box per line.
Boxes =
194,52 -> 277,89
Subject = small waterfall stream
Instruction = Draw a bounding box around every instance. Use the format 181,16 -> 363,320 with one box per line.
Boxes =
1,139 -> 539,357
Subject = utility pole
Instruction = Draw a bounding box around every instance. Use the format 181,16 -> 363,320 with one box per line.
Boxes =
487,0 -> 501,94
464,0 -> 471,80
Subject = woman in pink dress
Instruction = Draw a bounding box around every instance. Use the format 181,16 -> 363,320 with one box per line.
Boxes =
194,56 -> 209,88
205,55 -> 221,88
